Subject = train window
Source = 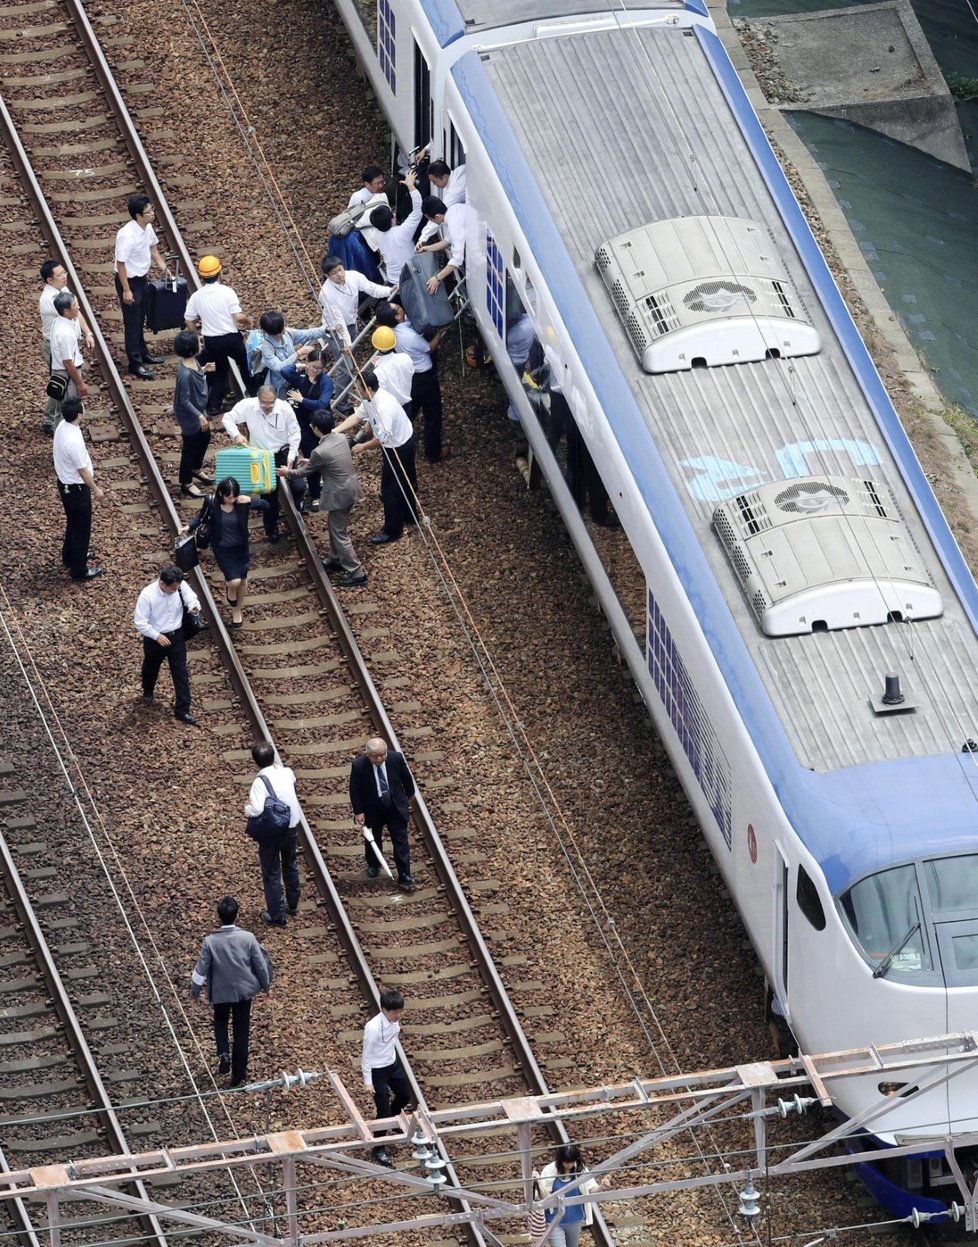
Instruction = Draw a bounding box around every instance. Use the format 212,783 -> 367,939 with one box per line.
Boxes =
925,854 -> 978,913
446,118 -> 465,169
486,232 -> 505,337
840,865 -> 931,974
796,866 -> 826,931
413,41 -> 432,150
378,0 -> 396,92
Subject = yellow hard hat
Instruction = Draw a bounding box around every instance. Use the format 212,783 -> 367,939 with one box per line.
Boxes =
197,254 -> 222,277
371,326 -> 396,352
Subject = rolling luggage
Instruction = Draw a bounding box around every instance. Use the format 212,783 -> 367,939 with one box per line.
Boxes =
214,445 -> 276,494
397,252 -> 454,336
144,257 -> 189,333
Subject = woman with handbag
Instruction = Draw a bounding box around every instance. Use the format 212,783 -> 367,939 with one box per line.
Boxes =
181,477 -> 268,628
536,1145 -> 610,1247
173,330 -> 215,497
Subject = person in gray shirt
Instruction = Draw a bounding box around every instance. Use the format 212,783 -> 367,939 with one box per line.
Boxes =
190,895 -> 271,1086
173,330 -> 215,498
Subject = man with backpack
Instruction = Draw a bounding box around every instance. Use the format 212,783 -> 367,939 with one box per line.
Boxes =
244,741 -> 301,927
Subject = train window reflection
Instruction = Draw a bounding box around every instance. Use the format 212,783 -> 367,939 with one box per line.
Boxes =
841,865 -> 931,973
950,933 -> 978,971
925,854 -> 978,913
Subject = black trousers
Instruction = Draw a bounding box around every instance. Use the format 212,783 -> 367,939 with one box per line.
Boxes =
371,1058 -> 411,1137
115,273 -> 149,368
364,805 -> 411,878
258,830 -> 301,923
213,998 -> 252,1084
58,481 -> 91,578
411,368 -> 443,461
141,631 -> 191,715
179,428 -> 211,486
380,435 -> 417,539
201,332 -> 250,413
564,410 -> 611,524
265,447 -> 307,535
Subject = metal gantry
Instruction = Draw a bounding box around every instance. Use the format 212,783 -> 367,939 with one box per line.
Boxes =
9,1032 -> 978,1245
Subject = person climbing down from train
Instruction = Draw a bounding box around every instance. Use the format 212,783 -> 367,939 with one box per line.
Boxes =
417,195 -> 471,294
417,160 -> 467,247
369,167 -> 422,283
255,310 -> 322,400
361,988 -> 412,1166
536,1144 -> 611,1247
373,303 -> 448,462
349,164 -> 387,210
317,255 -> 393,414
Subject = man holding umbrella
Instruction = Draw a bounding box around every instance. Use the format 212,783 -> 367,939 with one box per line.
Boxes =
349,737 -> 416,887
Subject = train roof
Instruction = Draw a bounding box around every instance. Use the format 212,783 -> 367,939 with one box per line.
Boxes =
450,21 -> 978,889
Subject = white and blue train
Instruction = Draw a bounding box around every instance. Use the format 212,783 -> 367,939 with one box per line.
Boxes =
331,0 -> 978,1216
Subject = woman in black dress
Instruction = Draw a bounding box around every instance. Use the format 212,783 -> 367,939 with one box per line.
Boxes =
183,477 -> 268,627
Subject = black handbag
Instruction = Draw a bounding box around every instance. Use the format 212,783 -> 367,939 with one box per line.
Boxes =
194,495 -> 214,550
174,535 -> 199,573
46,373 -> 68,401
181,606 -> 205,642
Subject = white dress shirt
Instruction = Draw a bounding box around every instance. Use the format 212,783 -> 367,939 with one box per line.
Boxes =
364,388 -> 413,449
39,283 -> 70,341
373,352 -> 414,409
133,579 -> 201,640
184,283 -> 242,336
222,397 -> 300,461
50,317 -> 82,370
347,186 -> 373,209
439,201 -> 470,270
376,189 -> 422,283
245,764 -> 301,828
393,319 -> 433,373
114,220 -> 158,277
544,344 -> 567,395
361,1010 -> 401,1085
52,421 -> 92,485
419,166 -> 467,243
318,273 -> 392,346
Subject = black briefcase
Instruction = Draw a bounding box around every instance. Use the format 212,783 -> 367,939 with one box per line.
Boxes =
397,253 -> 454,337
145,258 -> 189,333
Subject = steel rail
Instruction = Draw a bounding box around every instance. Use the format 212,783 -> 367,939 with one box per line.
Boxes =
5,3 -> 614,1240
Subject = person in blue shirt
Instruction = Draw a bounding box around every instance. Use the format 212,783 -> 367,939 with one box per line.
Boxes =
537,1144 -> 610,1247
256,310 -> 322,399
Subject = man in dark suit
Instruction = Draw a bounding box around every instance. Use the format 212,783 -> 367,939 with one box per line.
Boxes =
349,737 -> 416,886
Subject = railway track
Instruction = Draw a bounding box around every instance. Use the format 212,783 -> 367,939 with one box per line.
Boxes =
0,735 -> 169,1247
0,0 -> 622,1241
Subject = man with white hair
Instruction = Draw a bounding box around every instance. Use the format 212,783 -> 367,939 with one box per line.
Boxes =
349,737 -> 417,887
223,386 -> 303,542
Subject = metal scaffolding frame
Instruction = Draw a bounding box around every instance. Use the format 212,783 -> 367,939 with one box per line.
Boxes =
14,1032 -> 978,1244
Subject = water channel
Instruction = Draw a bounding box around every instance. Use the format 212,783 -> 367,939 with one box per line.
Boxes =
728,0 -> 978,417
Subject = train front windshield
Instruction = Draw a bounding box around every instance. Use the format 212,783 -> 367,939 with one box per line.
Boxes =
840,853 -> 978,983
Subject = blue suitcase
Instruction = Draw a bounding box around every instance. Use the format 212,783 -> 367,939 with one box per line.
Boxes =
214,446 -> 276,494
397,252 -> 454,336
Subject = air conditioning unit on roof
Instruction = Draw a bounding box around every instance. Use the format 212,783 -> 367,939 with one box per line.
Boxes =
594,215 -> 820,373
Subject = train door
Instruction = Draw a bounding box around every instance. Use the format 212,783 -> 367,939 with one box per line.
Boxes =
775,847 -> 790,1019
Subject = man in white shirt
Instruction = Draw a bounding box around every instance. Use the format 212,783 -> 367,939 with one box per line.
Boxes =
375,303 -> 448,462
335,369 -> 418,545
39,260 -> 93,434
53,397 -> 103,582
369,327 -> 414,416
360,988 -> 410,1166
133,565 -> 201,723
417,197 -> 472,294
114,193 -> 168,379
222,386 -> 303,542
368,169 -> 422,283
184,255 -> 253,414
417,161 -> 466,245
317,257 -> 392,413
244,741 -> 301,928
49,292 -> 87,427
348,164 -> 386,209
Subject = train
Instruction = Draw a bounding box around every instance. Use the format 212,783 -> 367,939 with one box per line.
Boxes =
329,0 -> 978,1219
